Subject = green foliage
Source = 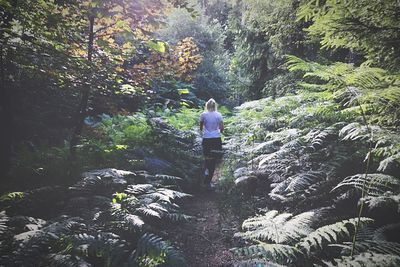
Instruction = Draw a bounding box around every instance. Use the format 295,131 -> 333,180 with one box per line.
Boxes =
297,0 -> 400,70
135,233 -> 187,267
0,211 -> 8,235
1,108 -> 202,266
160,107 -> 202,131
100,114 -> 152,146
325,252 -> 400,267
4,1 -> 400,267
227,49 -> 400,266
0,192 -> 24,202
287,55 -> 400,127
157,7 -> 229,101
0,167 -> 190,266
227,0 -> 315,100
159,105 -> 232,132
232,243 -> 302,265
235,210 -> 316,244
233,210 -> 375,265
362,193 -> 400,212
8,144 -> 82,187
332,174 -> 400,196
299,218 -> 374,253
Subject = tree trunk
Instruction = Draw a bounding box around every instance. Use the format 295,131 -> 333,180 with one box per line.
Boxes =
69,15 -> 95,157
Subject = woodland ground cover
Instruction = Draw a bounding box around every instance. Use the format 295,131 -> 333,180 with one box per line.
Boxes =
1,0 -> 400,266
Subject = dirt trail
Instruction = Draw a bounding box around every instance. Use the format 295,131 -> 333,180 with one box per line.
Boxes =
167,188 -> 238,267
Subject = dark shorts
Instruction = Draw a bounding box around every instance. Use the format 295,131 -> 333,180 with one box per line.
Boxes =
202,137 -> 223,159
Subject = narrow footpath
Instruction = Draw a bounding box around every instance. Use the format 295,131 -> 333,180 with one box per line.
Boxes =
167,188 -> 239,267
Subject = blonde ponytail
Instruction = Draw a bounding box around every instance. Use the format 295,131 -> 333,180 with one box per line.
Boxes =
205,98 -> 217,112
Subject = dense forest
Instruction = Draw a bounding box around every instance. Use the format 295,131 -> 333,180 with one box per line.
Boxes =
1,0 -> 399,266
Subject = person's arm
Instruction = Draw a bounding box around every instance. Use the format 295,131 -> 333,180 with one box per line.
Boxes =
219,120 -> 224,134
199,113 -> 204,133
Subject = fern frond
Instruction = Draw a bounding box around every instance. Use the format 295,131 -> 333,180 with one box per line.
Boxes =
63,232 -> 132,266
109,203 -> 145,231
0,191 -> 25,202
135,233 -> 186,267
332,173 -> 400,196
286,55 -> 320,73
136,206 -> 162,219
377,153 -> 400,172
154,174 -> 183,181
166,213 -> 192,222
236,210 -> 315,244
339,122 -> 371,141
232,242 -> 302,263
362,193 -> 400,211
125,184 -> 155,195
373,223 -> 400,242
258,138 -> 304,169
346,66 -> 385,90
71,168 -> 132,192
305,127 -> 336,149
125,214 -> 145,230
0,211 -> 8,235
298,217 -> 374,253
9,218 -> 86,266
285,171 -> 326,193
325,252 -> 400,267
340,240 -> 400,256
155,188 -> 192,200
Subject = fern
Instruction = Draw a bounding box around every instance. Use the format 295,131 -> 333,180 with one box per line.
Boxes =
0,192 -> 25,202
135,233 -> 186,267
258,138 -> 304,169
125,184 -> 191,201
373,223 -> 400,242
232,242 -> 302,264
232,213 -> 376,265
332,173 -> 400,196
377,153 -> 400,172
155,188 -> 192,200
285,171 -> 326,193
339,122 -> 372,141
325,252 -> 400,267
236,210 -> 316,244
362,193 -> 400,212
154,174 -> 182,180
0,111 -> 200,266
287,55 -> 400,128
372,133 -> 400,170
8,218 -> 87,266
0,211 -> 8,235
339,240 -> 400,256
109,203 -> 146,231
298,217 -> 374,253
58,232 -> 135,266
125,184 -> 155,195
107,182 -> 191,232
70,168 -> 133,193
305,126 -> 336,149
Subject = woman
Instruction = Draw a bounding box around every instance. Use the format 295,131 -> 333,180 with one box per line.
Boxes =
199,98 -> 224,188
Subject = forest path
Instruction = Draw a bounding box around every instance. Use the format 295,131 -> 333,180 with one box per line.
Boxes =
168,191 -> 236,267
167,171 -> 239,267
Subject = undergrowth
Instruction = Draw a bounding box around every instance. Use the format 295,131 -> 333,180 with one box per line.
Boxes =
227,57 -> 400,266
